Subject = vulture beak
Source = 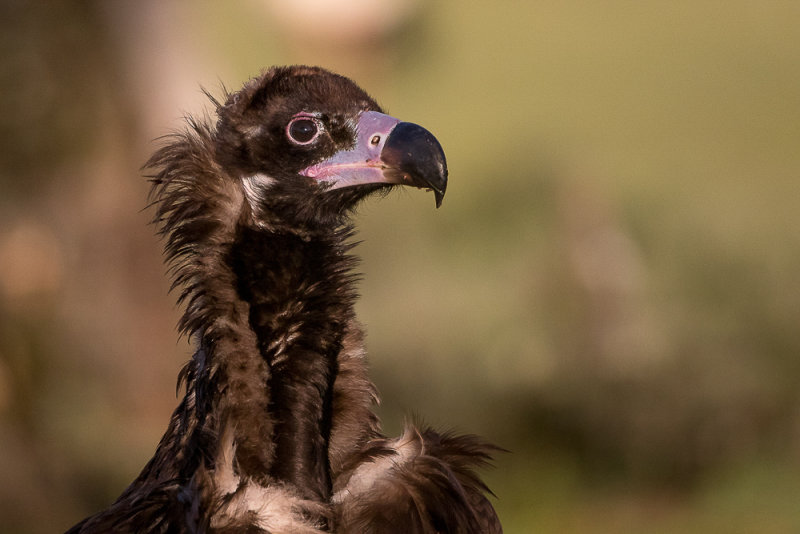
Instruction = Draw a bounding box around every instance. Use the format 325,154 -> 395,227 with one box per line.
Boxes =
301,111 -> 448,208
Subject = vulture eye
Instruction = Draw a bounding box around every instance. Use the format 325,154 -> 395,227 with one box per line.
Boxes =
287,117 -> 320,145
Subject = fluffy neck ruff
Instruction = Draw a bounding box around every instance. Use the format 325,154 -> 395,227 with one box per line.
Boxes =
146,113 -> 359,502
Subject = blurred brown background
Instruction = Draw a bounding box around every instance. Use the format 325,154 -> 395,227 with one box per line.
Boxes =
1,1 -> 799,532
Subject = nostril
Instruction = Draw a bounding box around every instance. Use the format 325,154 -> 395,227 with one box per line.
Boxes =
370,135 -> 381,146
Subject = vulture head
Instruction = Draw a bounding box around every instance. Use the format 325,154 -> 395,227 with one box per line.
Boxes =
211,65 -> 447,232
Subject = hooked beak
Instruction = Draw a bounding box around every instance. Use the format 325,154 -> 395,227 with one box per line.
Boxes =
300,111 -> 448,208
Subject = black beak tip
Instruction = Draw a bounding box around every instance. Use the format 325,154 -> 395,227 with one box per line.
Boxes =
432,159 -> 448,208
381,121 -> 449,208
433,183 -> 446,208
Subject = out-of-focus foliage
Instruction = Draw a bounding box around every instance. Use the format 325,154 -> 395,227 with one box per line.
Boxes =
1,1 -> 799,532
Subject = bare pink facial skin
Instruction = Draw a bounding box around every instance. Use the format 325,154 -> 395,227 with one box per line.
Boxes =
299,111 -> 401,189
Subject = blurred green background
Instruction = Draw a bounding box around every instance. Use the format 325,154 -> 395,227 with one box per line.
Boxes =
1,1 -> 799,532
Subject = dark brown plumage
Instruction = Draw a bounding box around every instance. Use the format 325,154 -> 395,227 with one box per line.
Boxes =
66,65 -> 501,533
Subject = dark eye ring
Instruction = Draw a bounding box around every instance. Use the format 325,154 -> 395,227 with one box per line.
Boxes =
287,116 -> 321,145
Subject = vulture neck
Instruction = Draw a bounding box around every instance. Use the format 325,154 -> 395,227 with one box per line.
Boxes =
227,224 -> 356,498
223,221 -> 356,501
187,208 -> 356,502
150,126 -> 358,502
